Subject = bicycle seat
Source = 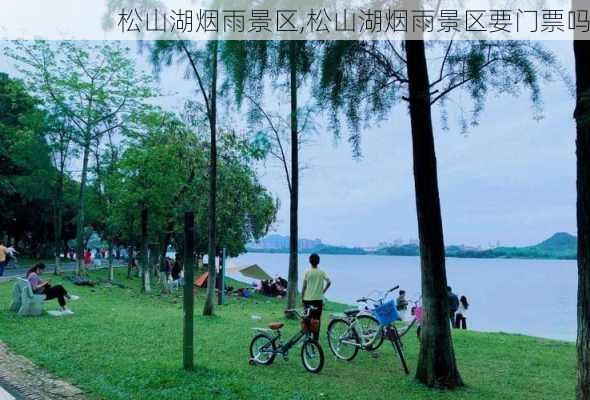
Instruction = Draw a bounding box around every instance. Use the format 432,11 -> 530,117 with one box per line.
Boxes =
269,322 -> 284,330
344,308 -> 360,317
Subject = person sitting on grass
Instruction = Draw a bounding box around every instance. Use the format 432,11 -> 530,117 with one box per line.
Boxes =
26,263 -> 79,314
301,253 -> 331,342
396,289 -> 409,320
260,280 -> 272,296
271,277 -> 287,298
396,290 -> 409,311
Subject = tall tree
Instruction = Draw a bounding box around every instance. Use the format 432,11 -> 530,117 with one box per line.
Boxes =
109,107 -> 276,292
6,41 -> 153,275
573,1 -> 590,396
150,40 -> 220,315
405,36 -> 462,387
87,128 -> 121,282
319,37 -> 561,387
223,40 -> 316,313
0,72 -> 63,252
45,111 -> 75,274
109,109 -> 196,291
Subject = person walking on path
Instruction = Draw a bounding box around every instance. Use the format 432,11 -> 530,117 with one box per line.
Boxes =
301,253 -> 331,341
455,296 -> 469,330
447,286 -> 459,327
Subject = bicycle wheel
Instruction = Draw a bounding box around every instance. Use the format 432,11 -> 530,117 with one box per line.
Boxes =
249,334 -> 276,366
301,340 -> 325,373
327,318 -> 359,361
357,314 -> 384,351
387,327 -> 410,375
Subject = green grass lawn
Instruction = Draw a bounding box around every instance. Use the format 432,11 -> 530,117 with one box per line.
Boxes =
0,270 -> 575,400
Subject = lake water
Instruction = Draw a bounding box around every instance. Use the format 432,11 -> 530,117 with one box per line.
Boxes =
229,253 -> 577,342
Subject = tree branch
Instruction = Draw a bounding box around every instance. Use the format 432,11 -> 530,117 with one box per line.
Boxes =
244,94 -> 292,193
180,41 -> 212,119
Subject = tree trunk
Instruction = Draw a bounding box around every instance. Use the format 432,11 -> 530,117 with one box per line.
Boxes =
203,40 -> 218,316
127,245 -> 133,279
406,38 -> 463,389
76,141 -> 91,276
53,203 -> 62,275
141,208 -> 150,293
574,17 -> 590,399
183,211 -> 195,370
108,239 -> 114,282
53,167 -> 63,275
160,228 -> 173,294
286,40 -> 299,314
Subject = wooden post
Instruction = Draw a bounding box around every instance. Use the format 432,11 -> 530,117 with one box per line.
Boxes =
218,248 -> 226,305
183,211 -> 195,371
140,208 -> 150,292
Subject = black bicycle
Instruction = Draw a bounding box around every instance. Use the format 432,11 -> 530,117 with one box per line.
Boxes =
249,307 -> 325,373
327,286 -> 410,374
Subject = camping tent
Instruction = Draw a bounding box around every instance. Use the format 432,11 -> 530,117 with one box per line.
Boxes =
228,264 -> 273,281
195,272 -> 208,288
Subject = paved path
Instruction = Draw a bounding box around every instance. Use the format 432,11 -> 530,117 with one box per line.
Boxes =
0,262 -> 126,283
0,342 -> 86,400
0,385 -> 16,400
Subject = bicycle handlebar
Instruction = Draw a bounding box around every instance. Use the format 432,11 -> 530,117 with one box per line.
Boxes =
286,306 -> 317,319
356,286 -> 400,305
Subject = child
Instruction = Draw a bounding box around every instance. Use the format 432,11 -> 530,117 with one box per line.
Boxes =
301,253 -> 331,341
396,289 -> 409,320
455,296 -> 469,330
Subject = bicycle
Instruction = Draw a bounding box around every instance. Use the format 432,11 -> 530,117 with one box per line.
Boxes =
326,286 -> 411,374
249,307 -> 325,373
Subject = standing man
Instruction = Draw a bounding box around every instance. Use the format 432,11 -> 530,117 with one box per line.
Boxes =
448,286 -> 459,328
301,253 -> 331,341
0,240 -> 7,276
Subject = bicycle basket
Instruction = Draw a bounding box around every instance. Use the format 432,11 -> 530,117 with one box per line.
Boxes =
373,300 -> 400,326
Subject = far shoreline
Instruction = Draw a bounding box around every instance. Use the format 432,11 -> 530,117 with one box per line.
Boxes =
244,250 -> 577,262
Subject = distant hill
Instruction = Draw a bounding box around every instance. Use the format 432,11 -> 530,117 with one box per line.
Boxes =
535,232 -> 577,252
377,232 -> 577,260
478,232 -> 577,260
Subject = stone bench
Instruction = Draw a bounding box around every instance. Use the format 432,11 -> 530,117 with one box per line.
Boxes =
8,278 -> 45,316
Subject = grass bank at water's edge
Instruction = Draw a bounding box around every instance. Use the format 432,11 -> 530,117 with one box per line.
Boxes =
0,270 -> 575,400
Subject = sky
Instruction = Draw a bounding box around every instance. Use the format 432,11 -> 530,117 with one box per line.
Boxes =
0,41 -> 578,249
246,42 -> 578,248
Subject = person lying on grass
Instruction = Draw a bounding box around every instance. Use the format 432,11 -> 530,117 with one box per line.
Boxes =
26,263 -> 79,315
